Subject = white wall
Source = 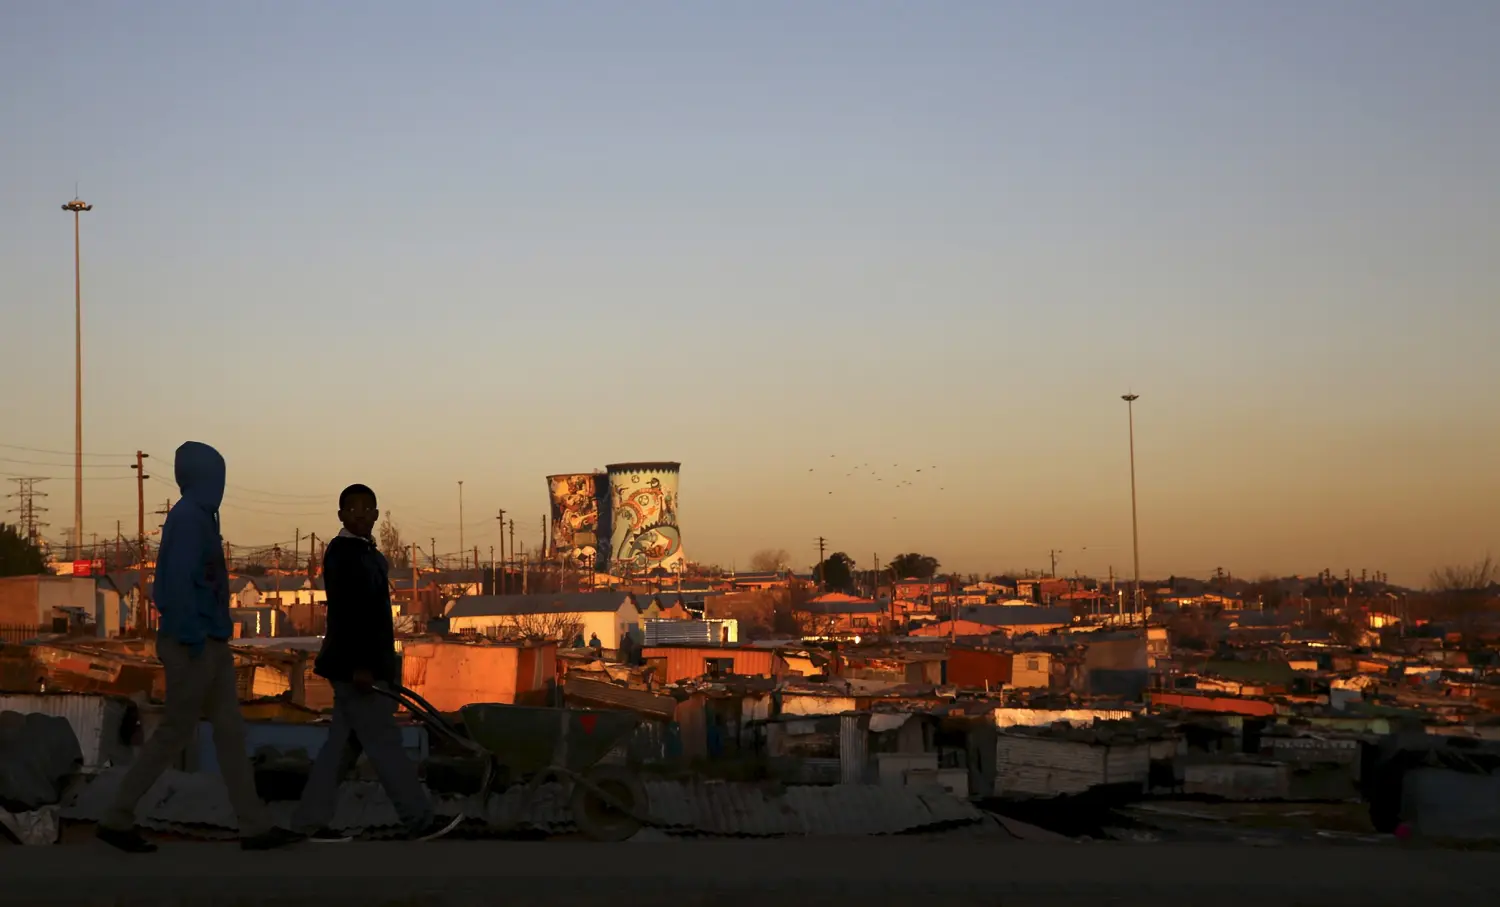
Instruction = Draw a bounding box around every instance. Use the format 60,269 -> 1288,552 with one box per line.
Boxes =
265,588 -> 326,606
450,603 -> 637,648
37,576 -> 96,623
992,708 -> 1133,728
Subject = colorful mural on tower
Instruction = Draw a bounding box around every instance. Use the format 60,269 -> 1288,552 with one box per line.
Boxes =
546,473 -> 605,572
605,462 -> 685,575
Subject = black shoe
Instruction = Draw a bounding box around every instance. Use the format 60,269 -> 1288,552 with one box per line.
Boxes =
97,825 -> 158,854
241,827 -> 306,851
308,827 -> 353,843
403,817 -> 454,841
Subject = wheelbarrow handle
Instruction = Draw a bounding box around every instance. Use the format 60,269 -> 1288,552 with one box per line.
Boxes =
371,684 -> 487,756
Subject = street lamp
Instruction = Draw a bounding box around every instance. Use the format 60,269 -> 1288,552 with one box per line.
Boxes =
62,197 -> 93,560
1121,393 -> 1142,623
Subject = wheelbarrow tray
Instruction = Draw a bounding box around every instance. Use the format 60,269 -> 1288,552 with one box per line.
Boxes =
459,703 -> 640,776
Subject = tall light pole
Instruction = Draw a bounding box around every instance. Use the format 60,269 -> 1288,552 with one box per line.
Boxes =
457,480 -> 464,569
63,197 -> 93,560
1121,393 -> 1142,623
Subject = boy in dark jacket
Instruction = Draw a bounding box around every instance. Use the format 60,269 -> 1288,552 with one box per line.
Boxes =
292,484 -> 434,840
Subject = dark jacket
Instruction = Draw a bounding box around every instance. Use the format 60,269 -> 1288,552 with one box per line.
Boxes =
314,531 -> 397,684
154,442 -> 233,653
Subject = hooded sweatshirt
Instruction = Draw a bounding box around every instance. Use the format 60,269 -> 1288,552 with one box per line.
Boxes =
154,442 -> 232,653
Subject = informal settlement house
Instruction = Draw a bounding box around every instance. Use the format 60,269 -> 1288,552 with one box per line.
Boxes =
446,591 -> 641,649
911,605 -> 1074,638
797,593 -> 886,636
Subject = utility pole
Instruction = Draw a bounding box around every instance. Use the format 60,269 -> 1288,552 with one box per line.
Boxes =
1122,393 -> 1144,624
496,508 -> 506,594
130,452 -> 150,633
457,480 -> 464,569
114,520 -> 121,571
308,532 -> 317,577
489,545 -> 496,595
1049,548 -> 1061,577
150,497 -> 172,633
292,529 -> 300,601
522,542 -> 528,594
815,536 -> 827,589
272,544 -> 282,604
508,520 -> 516,590
410,542 -> 419,618
6,477 -> 49,543
62,196 -> 92,560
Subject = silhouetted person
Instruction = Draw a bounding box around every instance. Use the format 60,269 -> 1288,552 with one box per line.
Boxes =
98,442 -> 300,853
293,484 -> 437,841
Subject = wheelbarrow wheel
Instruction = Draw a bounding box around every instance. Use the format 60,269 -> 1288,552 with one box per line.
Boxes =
569,766 -> 648,842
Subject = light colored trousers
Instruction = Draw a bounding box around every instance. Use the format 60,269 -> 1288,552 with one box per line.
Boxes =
102,637 -> 271,836
292,681 -> 431,833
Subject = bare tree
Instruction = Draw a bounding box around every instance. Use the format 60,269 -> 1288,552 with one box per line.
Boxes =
749,548 -> 791,573
1429,557 -> 1496,592
1428,556 -> 1497,645
490,612 -> 584,644
794,611 -> 844,639
378,512 -> 409,569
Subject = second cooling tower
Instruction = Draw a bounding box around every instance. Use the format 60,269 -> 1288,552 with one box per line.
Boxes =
546,472 -> 607,573
605,461 -> 684,574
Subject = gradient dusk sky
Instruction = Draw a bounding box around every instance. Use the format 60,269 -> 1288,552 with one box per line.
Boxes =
2,1 -> 1496,586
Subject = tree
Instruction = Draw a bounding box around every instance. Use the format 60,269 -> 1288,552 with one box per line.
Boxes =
749,548 -> 791,573
1430,557 -> 1496,593
489,612 -> 585,644
0,523 -> 47,577
1428,557 -> 1497,644
378,512 -> 409,569
815,552 -> 856,592
889,552 -> 940,579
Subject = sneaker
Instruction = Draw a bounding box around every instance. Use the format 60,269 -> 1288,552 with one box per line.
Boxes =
403,816 -> 455,842
97,825 -> 157,854
241,827 -> 306,851
307,827 -> 354,843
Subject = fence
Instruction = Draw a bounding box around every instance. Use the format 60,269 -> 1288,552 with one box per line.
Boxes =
0,624 -> 41,644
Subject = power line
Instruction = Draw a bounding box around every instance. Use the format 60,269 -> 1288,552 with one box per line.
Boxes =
0,470 -> 133,482
219,499 -> 332,517
224,483 -> 336,501
0,442 -> 133,459
0,455 -> 138,470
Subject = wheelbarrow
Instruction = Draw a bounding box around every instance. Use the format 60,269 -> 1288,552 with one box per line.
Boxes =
375,685 -> 650,842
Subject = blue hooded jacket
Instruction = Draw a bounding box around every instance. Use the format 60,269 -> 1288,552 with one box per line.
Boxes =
153,441 -> 233,652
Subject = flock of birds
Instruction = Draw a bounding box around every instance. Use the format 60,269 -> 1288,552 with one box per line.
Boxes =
807,455 -> 946,518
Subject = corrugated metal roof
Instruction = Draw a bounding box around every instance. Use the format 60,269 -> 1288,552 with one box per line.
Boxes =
448,592 -> 633,618
562,676 -> 678,720
0,692 -> 131,770
64,770 -> 982,838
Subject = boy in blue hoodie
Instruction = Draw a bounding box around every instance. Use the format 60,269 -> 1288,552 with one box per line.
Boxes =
97,442 -> 301,853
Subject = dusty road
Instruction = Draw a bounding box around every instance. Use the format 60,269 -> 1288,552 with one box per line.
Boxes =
2,839 -> 1496,906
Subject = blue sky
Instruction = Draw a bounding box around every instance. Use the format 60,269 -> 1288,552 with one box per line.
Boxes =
2,1 -> 1496,585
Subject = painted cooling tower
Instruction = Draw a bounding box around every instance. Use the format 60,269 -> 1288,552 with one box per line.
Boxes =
546,472 -> 606,572
605,462 -> 684,574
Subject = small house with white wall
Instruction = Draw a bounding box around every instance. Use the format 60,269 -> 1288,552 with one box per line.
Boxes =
445,592 -> 640,649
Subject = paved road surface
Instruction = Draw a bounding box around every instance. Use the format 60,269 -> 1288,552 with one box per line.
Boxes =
4,839 -> 1495,906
